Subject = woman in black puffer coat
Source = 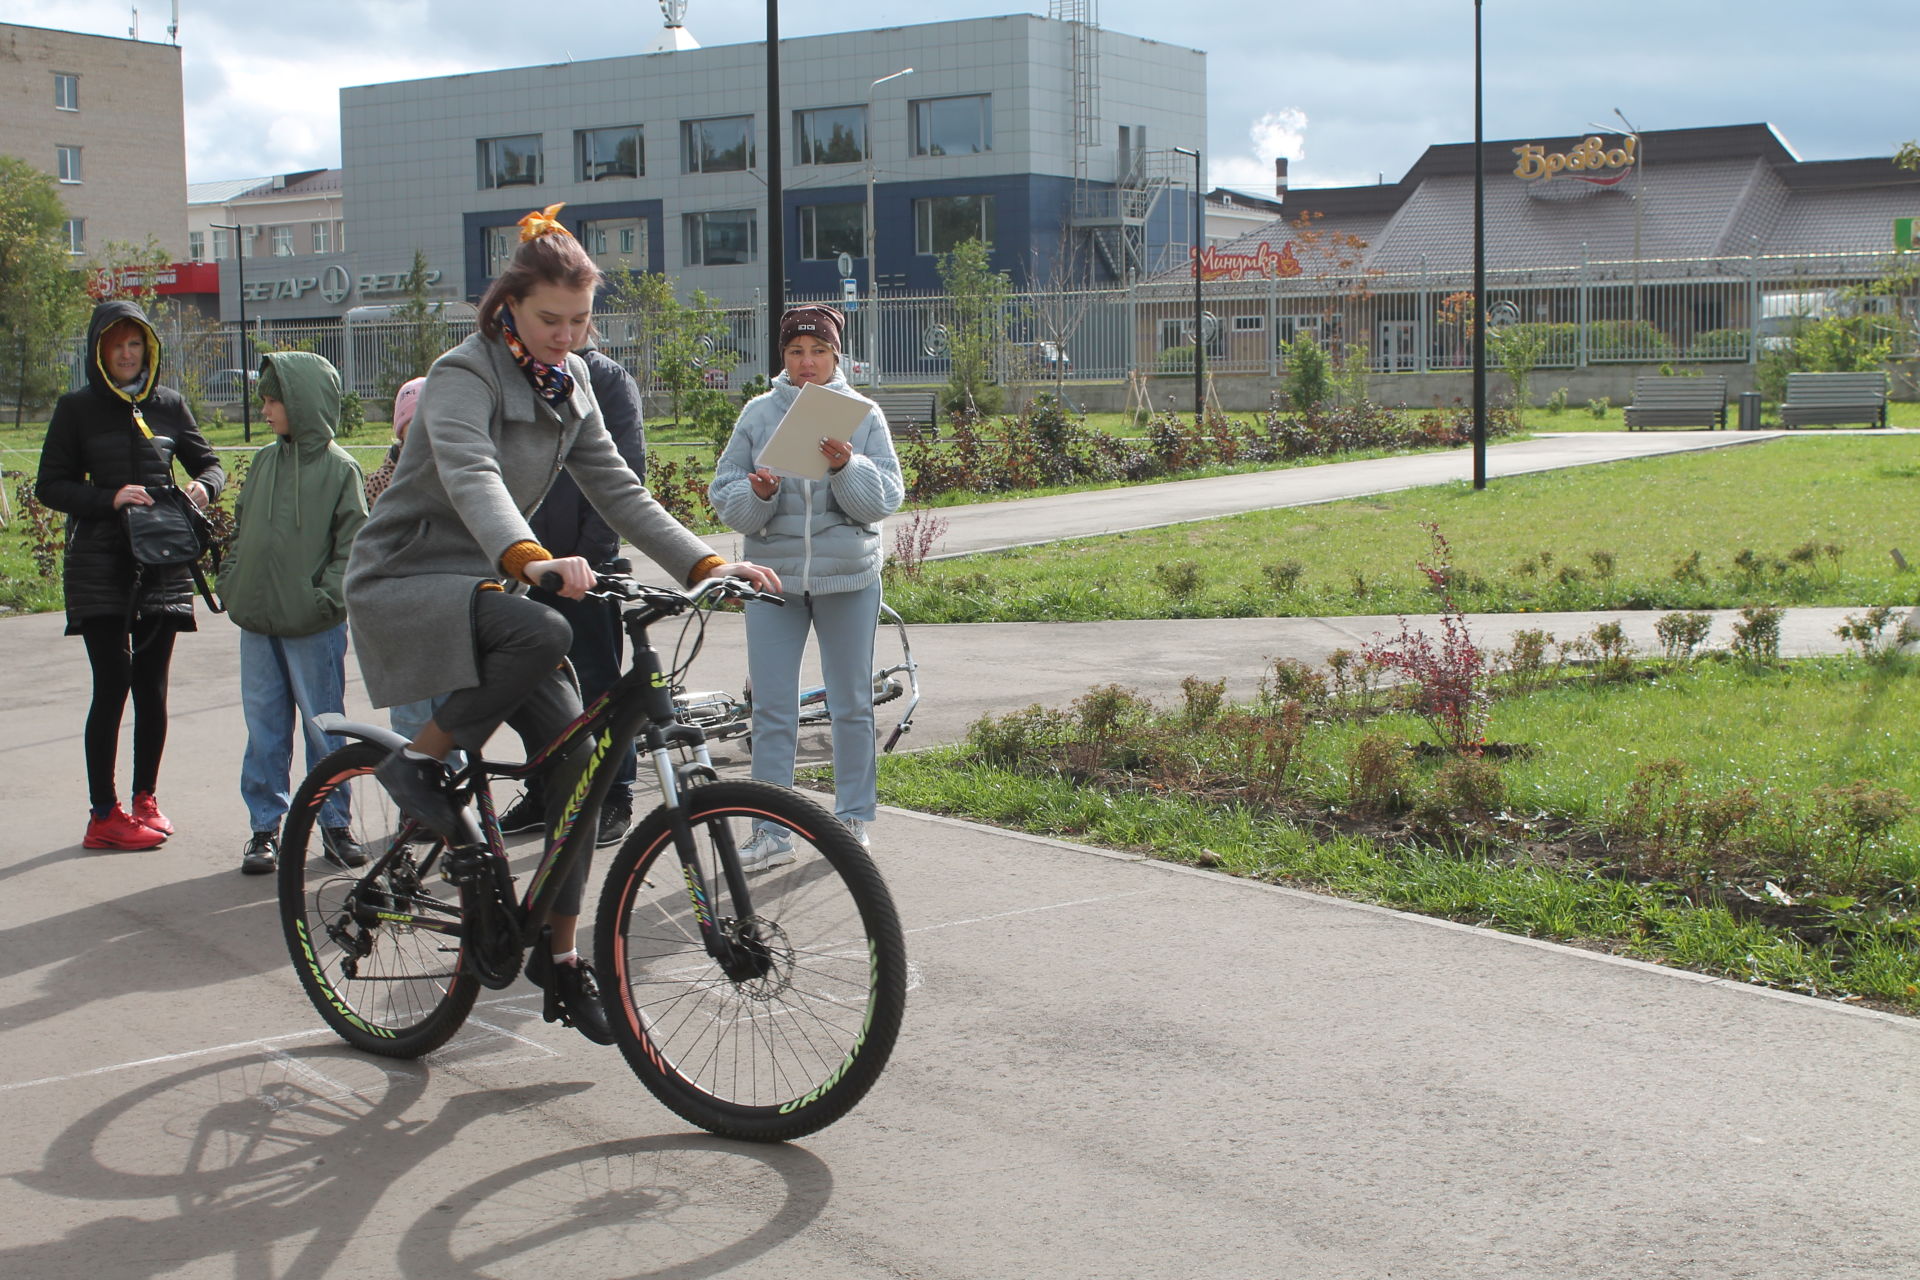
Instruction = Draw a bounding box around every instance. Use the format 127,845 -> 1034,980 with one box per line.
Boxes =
36,300 -> 225,851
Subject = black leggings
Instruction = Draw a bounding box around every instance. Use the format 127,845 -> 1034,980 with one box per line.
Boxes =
79,614 -> 177,810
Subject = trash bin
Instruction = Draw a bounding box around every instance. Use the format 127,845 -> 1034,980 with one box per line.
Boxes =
1738,391 -> 1763,431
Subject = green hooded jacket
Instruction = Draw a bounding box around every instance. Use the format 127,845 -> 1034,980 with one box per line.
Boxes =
221,352 -> 369,637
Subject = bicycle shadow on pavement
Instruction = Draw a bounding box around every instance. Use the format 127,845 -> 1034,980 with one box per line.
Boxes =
393,1135 -> 833,1279
0,867 -> 286,1034
4,1047 -> 596,1280
4,1045 -> 830,1280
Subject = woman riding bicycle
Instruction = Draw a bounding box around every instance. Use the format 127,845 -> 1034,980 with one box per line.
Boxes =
343,205 -> 778,1043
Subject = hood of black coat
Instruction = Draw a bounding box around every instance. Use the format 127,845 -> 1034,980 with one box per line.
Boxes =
83,299 -> 161,402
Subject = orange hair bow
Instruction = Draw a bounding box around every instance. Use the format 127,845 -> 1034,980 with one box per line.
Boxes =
517,203 -> 570,242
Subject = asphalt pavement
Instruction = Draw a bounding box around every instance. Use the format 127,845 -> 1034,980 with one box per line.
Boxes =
3,428 -> 1917,1278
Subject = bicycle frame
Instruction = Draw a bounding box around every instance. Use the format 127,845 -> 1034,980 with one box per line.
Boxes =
320,578 -> 775,977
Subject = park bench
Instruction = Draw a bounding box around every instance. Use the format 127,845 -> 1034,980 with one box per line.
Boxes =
1623,376 -> 1728,431
1779,371 -> 1889,429
869,389 -> 940,439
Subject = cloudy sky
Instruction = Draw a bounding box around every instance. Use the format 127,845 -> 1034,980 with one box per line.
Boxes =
8,0 -> 1912,192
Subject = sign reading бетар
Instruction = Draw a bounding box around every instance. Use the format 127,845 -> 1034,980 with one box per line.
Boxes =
1512,135 -> 1638,186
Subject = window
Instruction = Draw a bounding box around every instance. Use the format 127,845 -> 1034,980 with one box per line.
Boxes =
582,217 -> 647,271
1273,315 -> 1320,356
56,145 -> 81,183
333,220 -> 347,253
188,230 -> 205,262
62,218 -> 84,255
683,210 -> 756,266
53,72 -> 78,111
311,221 -> 332,255
270,225 -> 294,257
212,228 -> 230,261
912,95 -> 991,156
576,125 -> 643,181
913,194 -> 994,255
478,134 -> 543,189
484,225 -> 518,277
681,116 -> 754,174
1232,314 -> 1266,332
799,203 -> 865,261
795,106 -> 866,166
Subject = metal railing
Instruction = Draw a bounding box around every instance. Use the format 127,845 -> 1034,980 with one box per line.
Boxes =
60,250 -> 1916,409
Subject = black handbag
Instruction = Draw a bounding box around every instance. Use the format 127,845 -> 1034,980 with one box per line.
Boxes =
123,407 -> 225,618
122,485 -> 212,567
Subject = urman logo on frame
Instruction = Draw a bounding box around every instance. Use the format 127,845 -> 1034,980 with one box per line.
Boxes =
1512,135 -> 1638,186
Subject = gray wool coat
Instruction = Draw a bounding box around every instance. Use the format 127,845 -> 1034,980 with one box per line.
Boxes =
344,332 -> 715,708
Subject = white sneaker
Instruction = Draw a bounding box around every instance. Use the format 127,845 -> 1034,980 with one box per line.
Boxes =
736,826 -> 795,873
842,817 -> 870,849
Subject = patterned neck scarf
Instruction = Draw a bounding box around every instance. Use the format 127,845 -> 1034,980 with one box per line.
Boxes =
500,306 -> 576,407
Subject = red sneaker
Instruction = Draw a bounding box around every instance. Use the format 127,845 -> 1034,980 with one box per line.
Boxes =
84,804 -> 167,851
130,792 -> 175,836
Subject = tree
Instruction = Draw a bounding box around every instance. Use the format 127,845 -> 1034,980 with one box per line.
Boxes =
0,157 -> 87,417
604,267 -> 726,429
386,249 -> 453,395
937,237 -> 1012,416
1021,229 -> 1097,405
1896,141 -> 1919,172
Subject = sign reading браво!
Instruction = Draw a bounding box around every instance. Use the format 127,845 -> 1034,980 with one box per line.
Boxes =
1512,135 -> 1638,185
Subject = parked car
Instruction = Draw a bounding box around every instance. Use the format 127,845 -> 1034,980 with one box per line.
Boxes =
203,368 -> 258,404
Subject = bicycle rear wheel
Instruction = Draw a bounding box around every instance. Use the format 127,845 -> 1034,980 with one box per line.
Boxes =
595,780 -> 907,1142
279,741 -> 479,1058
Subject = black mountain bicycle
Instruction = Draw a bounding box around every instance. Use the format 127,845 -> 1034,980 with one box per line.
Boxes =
277,572 -> 907,1142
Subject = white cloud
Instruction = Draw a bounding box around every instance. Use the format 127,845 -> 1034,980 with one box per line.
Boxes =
1212,108 -> 1308,194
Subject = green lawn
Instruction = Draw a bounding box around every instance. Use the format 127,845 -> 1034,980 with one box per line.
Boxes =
873,654 -> 1920,1011
884,435 -> 1920,622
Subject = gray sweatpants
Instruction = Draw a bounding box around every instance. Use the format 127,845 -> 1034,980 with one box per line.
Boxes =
435,589 -> 595,915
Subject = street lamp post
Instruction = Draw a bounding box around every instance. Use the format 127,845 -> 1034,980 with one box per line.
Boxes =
1173,145 -> 1203,419
210,221 -> 251,442
865,67 -> 913,391
1470,0 -> 1486,490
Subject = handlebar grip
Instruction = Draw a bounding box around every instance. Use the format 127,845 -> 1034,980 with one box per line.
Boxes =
538,571 -> 563,592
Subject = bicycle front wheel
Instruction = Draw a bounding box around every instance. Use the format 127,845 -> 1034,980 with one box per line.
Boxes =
595,780 -> 906,1142
279,741 -> 479,1058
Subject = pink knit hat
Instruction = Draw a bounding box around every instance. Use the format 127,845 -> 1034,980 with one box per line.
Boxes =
391,376 -> 427,437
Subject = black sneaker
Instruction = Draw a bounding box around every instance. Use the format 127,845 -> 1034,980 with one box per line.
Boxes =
497,786 -> 546,835
321,825 -> 368,869
241,831 -> 278,875
373,749 -> 460,838
595,799 -> 632,848
526,947 -> 616,1045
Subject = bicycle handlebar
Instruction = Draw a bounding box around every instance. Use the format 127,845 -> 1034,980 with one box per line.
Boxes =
535,567 -> 784,612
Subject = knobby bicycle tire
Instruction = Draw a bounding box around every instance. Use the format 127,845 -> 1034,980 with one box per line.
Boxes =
280,740 -> 479,1058
595,780 -> 907,1142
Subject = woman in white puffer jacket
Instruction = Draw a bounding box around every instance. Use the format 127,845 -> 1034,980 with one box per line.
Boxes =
708,305 -> 905,865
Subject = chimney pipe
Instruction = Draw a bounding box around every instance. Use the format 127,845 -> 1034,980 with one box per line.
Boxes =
1274,157 -> 1289,203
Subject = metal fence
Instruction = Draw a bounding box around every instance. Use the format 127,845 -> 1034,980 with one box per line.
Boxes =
82,250 -> 1919,409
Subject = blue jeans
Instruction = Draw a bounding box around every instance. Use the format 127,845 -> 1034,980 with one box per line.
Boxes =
745,580 -> 882,825
240,625 -> 350,832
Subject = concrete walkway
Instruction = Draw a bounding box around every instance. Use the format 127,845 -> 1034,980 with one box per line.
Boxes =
2,427 -> 1916,1278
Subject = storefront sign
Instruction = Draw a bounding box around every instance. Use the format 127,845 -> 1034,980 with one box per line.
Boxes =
1191,241 -> 1302,282
242,267 -> 442,304
1512,135 -> 1637,185
88,262 -> 219,299
1897,217 -> 1917,252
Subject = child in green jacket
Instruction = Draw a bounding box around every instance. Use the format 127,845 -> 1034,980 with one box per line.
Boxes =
222,351 -> 368,874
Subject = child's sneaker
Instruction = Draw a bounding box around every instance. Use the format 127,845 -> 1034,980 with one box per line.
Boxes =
736,826 -> 795,872
129,792 -> 174,836
84,804 -> 167,851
